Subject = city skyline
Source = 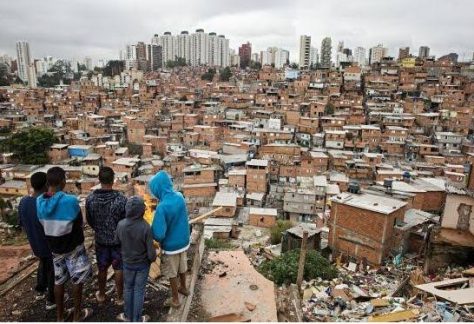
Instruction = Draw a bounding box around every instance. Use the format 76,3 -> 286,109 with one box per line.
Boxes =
0,0 -> 473,63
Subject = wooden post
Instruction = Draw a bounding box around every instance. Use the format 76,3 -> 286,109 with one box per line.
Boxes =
296,230 -> 308,294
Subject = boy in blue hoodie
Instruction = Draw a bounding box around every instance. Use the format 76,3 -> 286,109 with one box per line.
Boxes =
149,171 -> 190,308
37,167 -> 92,322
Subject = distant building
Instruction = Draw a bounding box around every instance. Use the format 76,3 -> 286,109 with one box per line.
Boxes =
309,46 -> 318,67
16,41 -> 31,82
320,37 -> 332,68
230,49 -> 240,67
84,56 -> 93,71
299,35 -> 311,69
369,44 -> 388,64
175,31 -> 189,64
398,47 -> 410,60
147,44 -> 162,71
260,47 -> 289,68
251,52 -> 259,63
354,47 -> 366,66
239,42 -> 252,69
275,48 -> 289,68
260,50 -> 272,66
418,46 -> 430,59
27,64 -> 37,88
136,41 -> 148,71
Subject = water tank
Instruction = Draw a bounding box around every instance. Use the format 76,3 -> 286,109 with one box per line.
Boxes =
384,179 -> 393,188
348,181 -> 360,194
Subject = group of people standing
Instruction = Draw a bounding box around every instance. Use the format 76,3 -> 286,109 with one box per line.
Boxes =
18,167 -> 190,322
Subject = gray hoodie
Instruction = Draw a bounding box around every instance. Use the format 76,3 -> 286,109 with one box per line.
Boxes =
116,196 -> 156,265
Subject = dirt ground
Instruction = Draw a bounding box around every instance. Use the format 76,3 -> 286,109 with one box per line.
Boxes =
0,244 -> 171,322
0,244 -> 32,284
0,273 -> 170,322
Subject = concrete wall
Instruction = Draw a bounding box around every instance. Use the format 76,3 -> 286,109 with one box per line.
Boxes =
442,194 -> 474,235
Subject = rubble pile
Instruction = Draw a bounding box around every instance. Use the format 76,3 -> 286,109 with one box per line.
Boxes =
247,246 -> 276,267
300,264 -> 474,322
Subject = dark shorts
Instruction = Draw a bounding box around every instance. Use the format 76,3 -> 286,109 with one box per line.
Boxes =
95,243 -> 123,272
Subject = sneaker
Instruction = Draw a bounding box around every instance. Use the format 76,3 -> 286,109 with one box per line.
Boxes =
35,292 -> 46,301
142,314 -> 151,322
45,301 -> 56,311
46,293 -> 69,310
116,313 -> 128,322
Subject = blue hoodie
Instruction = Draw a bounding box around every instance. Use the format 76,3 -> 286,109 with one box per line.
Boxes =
149,171 -> 190,254
37,191 -> 84,254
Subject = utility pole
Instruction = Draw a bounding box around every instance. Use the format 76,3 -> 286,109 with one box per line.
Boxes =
296,230 -> 309,294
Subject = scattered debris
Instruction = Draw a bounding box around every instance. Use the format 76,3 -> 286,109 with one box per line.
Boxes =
368,309 -> 419,322
299,263 -> 474,322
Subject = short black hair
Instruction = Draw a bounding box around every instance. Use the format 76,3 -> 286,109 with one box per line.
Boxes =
98,167 -> 114,185
30,172 -> 47,191
46,167 -> 66,187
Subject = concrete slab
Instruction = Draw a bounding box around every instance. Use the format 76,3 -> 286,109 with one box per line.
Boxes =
200,250 -> 278,322
416,277 -> 474,305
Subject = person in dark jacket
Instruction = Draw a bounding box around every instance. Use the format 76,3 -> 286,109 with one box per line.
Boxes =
37,167 -> 92,322
149,171 -> 190,308
116,196 -> 156,322
86,167 -> 126,305
18,172 -> 55,310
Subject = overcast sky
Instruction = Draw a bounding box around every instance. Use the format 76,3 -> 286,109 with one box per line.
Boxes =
1,0 -> 473,64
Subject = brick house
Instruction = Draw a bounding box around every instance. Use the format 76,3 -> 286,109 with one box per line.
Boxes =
328,192 -> 407,265
246,159 -> 268,193
248,207 -> 278,228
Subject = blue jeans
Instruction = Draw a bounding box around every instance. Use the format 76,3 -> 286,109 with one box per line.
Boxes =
123,262 -> 150,322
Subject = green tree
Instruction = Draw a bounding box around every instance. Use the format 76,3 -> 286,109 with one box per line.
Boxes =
37,60 -> 74,87
249,61 -> 262,70
77,63 -> 87,72
324,103 -> 335,115
103,60 -> 125,77
0,198 -> 8,223
5,128 -> 56,164
0,63 -> 12,86
166,57 -> 187,68
201,68 -> 216,81
259,249 -> 338,285
270,220 -> 293,244
219,67 -> 232,82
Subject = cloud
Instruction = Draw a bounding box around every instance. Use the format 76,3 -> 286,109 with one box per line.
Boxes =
0,0 -> 472,63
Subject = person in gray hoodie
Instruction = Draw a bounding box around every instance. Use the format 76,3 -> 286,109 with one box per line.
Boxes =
116,196 -> 156,322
